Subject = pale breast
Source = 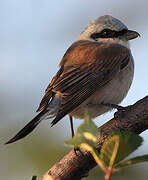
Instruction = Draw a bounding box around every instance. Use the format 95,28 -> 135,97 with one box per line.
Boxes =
70,56 -> 134,119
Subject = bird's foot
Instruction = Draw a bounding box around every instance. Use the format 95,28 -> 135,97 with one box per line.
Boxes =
101,102 -> 131,119
73,147 -> 83,156
101,102 -> 125,111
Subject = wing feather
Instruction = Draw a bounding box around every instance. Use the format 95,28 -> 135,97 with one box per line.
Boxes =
37,40 -> 131,125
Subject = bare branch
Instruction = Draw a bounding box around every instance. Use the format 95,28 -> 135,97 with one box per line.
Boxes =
40,96 -> 148,180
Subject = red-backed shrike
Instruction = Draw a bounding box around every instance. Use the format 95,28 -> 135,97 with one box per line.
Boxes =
6,15 -> 139,144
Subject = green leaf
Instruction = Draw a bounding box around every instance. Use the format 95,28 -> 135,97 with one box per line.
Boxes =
30,176 -> 37,180
99,132 -> 143,168
77,110 -> 98,136
100,133 -> 120,170
65,110 -> 99,148
66,111 -> 108,172
115,154 -> 148,168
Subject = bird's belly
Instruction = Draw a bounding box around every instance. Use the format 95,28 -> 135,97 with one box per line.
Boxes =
69,59 -> 134,119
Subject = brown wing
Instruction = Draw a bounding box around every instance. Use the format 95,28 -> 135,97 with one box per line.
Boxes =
37,40 -> 131,125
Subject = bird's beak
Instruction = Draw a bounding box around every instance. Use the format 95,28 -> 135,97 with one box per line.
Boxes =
124,30 -> 140,40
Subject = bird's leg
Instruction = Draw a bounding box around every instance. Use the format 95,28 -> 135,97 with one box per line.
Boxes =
101,102 -> 130,119
101,102 -> 125,111
69,115 -> 81,155
69,115 -> 74,138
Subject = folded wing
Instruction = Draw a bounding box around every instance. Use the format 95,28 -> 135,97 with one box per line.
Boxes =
37,40 -> 131,125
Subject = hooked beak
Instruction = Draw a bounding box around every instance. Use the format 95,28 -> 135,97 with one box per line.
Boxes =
124,30 -> 140,40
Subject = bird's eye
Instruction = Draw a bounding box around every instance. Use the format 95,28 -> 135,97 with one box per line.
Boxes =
90,29 -> 115,40
100,29 -> 115,38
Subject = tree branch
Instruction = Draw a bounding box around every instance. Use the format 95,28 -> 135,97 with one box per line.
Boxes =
40,96 -> 148,180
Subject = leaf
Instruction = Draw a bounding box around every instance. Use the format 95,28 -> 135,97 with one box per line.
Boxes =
99,133 -> 120,175
65,110 -> 99,148
65,111 -> 107,172
99,132 -> 143,168
65,112 -> 144,177
115,154 -> 148,168
77,110 -> 98,135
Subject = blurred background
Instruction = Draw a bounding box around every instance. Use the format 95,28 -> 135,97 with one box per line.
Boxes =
0,0 -> 148,180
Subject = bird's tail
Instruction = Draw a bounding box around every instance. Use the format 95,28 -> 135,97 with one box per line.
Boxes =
5,110 -> 47,145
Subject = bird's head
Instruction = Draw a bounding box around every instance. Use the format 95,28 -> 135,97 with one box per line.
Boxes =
78,15 -> 140,48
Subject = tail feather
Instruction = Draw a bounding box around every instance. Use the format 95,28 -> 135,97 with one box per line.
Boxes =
5,95 -> 62,145
5,110 -> 46,145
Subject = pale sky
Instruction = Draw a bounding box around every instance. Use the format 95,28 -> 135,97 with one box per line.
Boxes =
0,1 -> 148,179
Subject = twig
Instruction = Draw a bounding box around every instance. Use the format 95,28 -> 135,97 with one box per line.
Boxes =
40,96 -> 148,180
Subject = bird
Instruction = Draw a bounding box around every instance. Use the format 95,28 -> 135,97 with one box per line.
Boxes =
5,15 -> 140,144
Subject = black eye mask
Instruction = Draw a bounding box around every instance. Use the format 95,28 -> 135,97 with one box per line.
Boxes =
90,29 -> 128,39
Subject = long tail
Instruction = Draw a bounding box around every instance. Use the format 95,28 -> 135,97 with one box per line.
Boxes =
5,110 -> 47,145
